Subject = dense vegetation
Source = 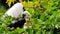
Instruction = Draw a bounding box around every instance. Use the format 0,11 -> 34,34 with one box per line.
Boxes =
0,0 -> 60,34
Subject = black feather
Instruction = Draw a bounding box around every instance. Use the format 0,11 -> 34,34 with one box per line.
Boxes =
7,17 -> 26,29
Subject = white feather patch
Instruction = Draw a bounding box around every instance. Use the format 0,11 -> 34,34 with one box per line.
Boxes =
5,3 -> 23,18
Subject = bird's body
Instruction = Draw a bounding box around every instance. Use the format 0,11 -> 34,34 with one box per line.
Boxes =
5,3 -> 31,31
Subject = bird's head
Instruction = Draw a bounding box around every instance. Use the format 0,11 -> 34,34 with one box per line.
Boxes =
22,11 -> 31,22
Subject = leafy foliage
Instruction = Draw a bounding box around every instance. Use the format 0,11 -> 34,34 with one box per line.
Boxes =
0,0 -> 60,34
6,0 -> 16,7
